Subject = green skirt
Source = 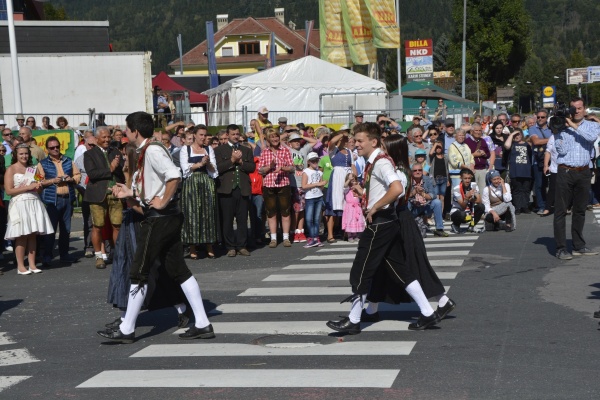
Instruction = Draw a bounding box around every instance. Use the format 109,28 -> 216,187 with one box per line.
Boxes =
181,171 -> 220,244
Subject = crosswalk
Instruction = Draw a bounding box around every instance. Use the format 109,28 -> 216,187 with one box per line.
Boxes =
594,209 -> 600,225
77,233 -> 481,391
0,332 -> 39,393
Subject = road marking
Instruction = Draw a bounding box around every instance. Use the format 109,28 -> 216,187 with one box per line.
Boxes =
239,286 -> 450,296
0,376 -> 31,393
0,333 -> 15,346
207,301 -> 440,314
284,259 -> 463,268
0,349 -> 40,367
131,341 -> 416,358
329,235 -> 478,245
301,251 -> 468,260
316,242 -> 474,252
77,369 -> 400,388
264,272 -> 457,281
174,320 -> 413,335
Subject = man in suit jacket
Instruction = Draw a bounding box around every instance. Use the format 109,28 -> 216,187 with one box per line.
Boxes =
214,124 -> 255,257
83,126 -> 125,269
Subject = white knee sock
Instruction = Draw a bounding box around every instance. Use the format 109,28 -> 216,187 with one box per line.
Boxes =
348,294 -> 367,324
434,294 -> 449,307
405,281 -> 435,316
174,303 -> 186,314
180,277 -> 210,328
119,284 -> 147,335
365,302 -> 379,314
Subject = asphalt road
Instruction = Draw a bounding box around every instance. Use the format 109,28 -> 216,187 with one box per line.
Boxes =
1,211 -> 599,399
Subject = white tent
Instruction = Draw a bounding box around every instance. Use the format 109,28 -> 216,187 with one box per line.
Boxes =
204,56 -> 387,126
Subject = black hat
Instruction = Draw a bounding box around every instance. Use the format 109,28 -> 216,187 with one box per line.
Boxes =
445,118 -> 455,127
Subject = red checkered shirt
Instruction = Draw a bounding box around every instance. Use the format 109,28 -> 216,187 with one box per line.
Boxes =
258,146 -> 293,188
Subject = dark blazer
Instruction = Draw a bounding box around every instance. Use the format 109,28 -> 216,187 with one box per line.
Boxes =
83,146 -> 125,203
214,143 -> 255,196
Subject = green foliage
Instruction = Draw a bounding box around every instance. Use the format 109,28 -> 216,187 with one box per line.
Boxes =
44,3 -> 68,21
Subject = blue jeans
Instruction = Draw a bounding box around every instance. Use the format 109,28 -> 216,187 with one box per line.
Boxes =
433,177 -> 448,197
532,163 -> 547,210
304,196 -> 323,239
249,194 -> 265,242
410,198 -> 444,230
43,196 -> 73,261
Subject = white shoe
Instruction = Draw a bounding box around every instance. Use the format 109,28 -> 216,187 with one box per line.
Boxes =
28,268 -> 43,274
5,245 -> 13,252
17,269 -> 32,275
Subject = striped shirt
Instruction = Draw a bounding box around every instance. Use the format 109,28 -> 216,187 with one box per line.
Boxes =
555,120 -> 600,167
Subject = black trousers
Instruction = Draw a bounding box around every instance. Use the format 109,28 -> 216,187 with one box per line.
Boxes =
219,187 -> 249,250
451,203 -> 485,225
554,167 -> 591,251
510,177 -> 532,211
129,213 -> 192,285
82,200 -> 92,248
545,172 -> 556,211
350,215 -> 415,295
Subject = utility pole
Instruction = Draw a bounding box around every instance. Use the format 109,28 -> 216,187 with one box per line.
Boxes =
461,0 -> 466,98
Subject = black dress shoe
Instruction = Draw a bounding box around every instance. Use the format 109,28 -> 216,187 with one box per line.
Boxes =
97,328 -> 135,344
105,317 -> 123,330
408,312 -> 440,330
436,299 -> 456,320
177,308 -> 193,328
360,310 -> 381,323
594,309 -> 600,319
326,317 -> 361,335
179,324 -> 216,340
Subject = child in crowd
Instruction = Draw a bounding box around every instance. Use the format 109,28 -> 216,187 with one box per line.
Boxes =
342,172 -> 365,242
301,152 -> 326,248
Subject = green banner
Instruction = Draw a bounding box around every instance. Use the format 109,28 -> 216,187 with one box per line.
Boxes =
319,0 -> 353,67
364,0 -> 400,48
340,0 -> 377,65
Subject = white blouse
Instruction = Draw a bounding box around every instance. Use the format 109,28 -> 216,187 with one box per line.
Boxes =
179,145 -> 218,179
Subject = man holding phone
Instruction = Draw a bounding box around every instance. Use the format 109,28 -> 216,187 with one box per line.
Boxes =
83,126 -> 125,269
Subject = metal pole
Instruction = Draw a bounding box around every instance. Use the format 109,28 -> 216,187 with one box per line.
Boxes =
476,63 -> 479,104
461,0 -> 466,98
395,0 -> 403,119
6,0 -> 23,113
242,105 -> 248,134
177,34 -> 184,75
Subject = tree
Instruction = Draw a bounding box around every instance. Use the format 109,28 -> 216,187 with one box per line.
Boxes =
433,33 -> 449,71
447,0 -> 531,99
44,3 -> 68,21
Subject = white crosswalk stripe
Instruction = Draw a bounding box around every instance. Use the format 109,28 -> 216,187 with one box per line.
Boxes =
0,333 -> 37,393
79,229 -> 480,390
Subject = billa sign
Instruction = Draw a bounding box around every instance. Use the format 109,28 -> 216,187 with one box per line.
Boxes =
405,39 -> 433,82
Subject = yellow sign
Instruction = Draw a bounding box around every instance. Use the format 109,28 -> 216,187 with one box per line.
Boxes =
364,0 -> 399,48
341,0 -> 377,65
319,0 -> 353,67
543,86 -> 554,97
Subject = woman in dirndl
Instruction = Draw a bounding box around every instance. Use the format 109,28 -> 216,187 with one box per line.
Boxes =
180,126 -> 219,259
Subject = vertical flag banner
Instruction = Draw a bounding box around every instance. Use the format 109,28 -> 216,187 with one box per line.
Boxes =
364,0 -> 399,48
206,21 -> 219,89
305,20 -> 315,57
266,32 -> 277,68
319,0 -> 353,67
340,0 -> 377,65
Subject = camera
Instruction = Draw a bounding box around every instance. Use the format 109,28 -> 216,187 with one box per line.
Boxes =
549,102 -> 577,134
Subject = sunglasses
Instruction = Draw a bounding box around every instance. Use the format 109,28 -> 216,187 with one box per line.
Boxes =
47,146 -> 60,150
511,120 -> 521,123
285,129 -> 299,133
537,116 -> 546,119
27,120 -> 34,123
413,134 -> 423,137
412,169 -> 423,172
2,133 -> 11,136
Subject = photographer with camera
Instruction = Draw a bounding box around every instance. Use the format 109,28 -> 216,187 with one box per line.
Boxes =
449,168 -> 485,234
552,97 -> 600,260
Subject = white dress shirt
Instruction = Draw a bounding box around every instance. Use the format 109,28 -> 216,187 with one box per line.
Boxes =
179,144 -> 218,179
364,148 -> 400,210
133,139 -> 182,205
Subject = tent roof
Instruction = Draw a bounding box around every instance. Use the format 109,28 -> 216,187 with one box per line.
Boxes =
204,56 -> 386,95
152,71 -> 208,104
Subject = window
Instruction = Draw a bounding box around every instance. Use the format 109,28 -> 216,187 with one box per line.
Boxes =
221,47 -> 233,57
238,41 -> 260,55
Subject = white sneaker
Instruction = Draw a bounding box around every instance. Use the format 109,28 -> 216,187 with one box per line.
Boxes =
5,245 -> 13,252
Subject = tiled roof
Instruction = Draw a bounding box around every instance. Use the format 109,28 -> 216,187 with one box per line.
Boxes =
169,16 -> 320,68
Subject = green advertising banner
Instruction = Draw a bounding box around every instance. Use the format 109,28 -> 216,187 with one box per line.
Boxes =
364,0 -> 400,48
31,129 -> 77,160
319,0 -> 353,67
340,0 -> 377,65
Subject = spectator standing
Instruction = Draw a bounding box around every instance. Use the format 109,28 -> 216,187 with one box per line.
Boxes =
248,154 -> 265,246
541,134 -> 558,216
257,128 -> 294,248
83,126 -> 125,269
74,130 -> 96,257
448,129 -> 474,188
434,99 -> 447,121
408,127 -> 431,165
341,172 -> 365,242
301,152 -> 326,247
529,109 -> 552,214
4,144 -> 53,274
489,120 -> 508,179
19,126 -> 46,162
37,136 -> 81,267
180,125 -> 219,260
56,116 -> 70,130
553,98 -> 600,259
2,125 -> 12,155
442,118 -> 456,154
11,114 -> 25,131
504,129 -> 532,214
215,124 -> 255,257
465,122 -> 493,192
41,116 -> 54,130
429,139 -> 450,205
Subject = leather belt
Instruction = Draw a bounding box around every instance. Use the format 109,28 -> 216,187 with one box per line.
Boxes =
56,194 -> 70,198
558,164 -> 589,172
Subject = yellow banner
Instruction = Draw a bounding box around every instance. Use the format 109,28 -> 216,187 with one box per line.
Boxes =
364,0 -> 400,48
341,0 -> 377,65
319,0 -> 353,67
